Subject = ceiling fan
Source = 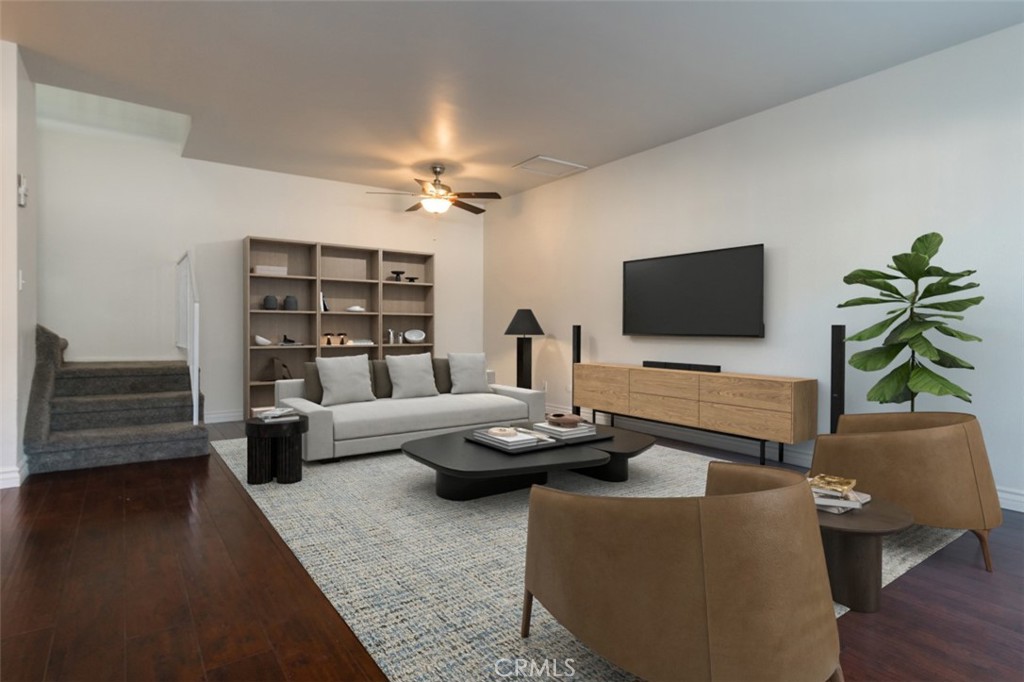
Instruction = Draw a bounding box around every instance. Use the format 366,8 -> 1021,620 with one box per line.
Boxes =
368,164 -> 501,215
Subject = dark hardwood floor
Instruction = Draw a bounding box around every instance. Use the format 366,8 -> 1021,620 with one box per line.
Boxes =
1,422 -> 1021,681
1,420 -> 384,682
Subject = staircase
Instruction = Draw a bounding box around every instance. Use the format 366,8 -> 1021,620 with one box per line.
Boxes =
24,327 -> 209,475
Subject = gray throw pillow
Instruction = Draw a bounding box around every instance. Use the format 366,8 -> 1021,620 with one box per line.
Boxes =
448,352 -> 490,394
316,355 -> 376,406
386,353 -> 439,399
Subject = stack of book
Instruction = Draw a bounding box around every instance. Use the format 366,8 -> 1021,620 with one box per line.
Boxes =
808,473 -> 872,514
472,426 -> 553,451
257,407 -> 299,423
532,421 -> 597,440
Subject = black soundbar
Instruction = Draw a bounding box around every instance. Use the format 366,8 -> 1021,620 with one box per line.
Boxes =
642,360 -> 721,373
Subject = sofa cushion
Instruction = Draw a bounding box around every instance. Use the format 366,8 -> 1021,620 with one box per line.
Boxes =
370,357 -> 452,397
386,353 -> 440,399
316,355 -> 376,406
449,352 -> 490,394
432,358 -> 453,394
329,393 -> 529,440
304,362 -> 324,403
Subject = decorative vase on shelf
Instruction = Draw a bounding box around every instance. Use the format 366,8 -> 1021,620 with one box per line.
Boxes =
262,295 -> 278,310
283,295 -> 298,311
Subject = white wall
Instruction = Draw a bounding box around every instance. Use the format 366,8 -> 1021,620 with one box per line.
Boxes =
0,42 -> 37,488
484,27 -> 1024,508
37,120 -> 485,422
16,47 -> 38,484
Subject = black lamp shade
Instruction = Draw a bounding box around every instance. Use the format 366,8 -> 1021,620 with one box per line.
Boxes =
505,309 -> 544,336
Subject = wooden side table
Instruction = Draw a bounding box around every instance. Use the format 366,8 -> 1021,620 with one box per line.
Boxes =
244,415 -> 309,484
818,499 -> 913,613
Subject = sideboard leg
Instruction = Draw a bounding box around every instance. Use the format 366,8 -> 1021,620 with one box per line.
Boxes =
778,442 -> 785,464
759,440 -> 766,466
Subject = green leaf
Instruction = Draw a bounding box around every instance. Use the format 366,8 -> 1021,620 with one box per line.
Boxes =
843,269 -> 901,284
891,252 -> 931,281
911,233 -> 943,258
866,362 -> 914,404
919,279 -> 979,300
932,348 -> 975,370
907,334 -> 939,361
917,296 -> 984,312
935,324 -> 982,342
884,319 -> 941,344
908,364 -> 971,402
847,314 -> 904,342
923,266 -> 975,279
849,344 -> 907,371
838,297 -> 905,308
917,312 -> 964,321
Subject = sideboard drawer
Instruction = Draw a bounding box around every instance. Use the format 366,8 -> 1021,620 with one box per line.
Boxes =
700,403 -> 792,443
629,368 -> 699,400
629,393 -> 699,428
700,375 -> 793,412
573,364 -> 629,414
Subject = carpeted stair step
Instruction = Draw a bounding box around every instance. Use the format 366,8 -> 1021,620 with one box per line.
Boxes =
54,361 -> 191,397
24,422 -> 209,474
49,391 -> 204,432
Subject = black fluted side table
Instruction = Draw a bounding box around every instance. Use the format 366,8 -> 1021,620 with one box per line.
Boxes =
244,415 -> 309,484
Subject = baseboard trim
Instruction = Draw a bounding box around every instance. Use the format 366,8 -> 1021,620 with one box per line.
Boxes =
997,486 -> 1024,513
0,467 -> 22,489
205,410 -> 244,424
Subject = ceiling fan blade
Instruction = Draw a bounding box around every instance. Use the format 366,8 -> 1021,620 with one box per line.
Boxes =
366,191 -> 418,195
452,200 -> 485,215
405,202 -> 423,212
415,179 -> 433,193
454,191 -> 502,200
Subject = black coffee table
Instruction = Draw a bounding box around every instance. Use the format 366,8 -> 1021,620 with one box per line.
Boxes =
402,425 -> 654,500
573,424 -> 656,482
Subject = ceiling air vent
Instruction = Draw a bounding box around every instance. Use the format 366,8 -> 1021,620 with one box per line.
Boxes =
513,155 -> 588,177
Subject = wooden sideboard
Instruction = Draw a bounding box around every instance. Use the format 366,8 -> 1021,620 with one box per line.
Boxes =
573,363 -> 817,464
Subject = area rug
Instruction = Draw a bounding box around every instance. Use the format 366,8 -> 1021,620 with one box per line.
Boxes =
213,438 -> 963,681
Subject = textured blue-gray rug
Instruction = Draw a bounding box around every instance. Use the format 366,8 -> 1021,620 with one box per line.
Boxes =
213,439 -> 962,681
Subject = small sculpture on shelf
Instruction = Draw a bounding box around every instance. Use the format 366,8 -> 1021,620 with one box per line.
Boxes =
391,270 -> 405,281
283,295 -> 299,311
262,295 -> 278,310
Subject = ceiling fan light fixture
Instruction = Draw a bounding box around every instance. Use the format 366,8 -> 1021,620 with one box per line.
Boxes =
421,197 -> 452,214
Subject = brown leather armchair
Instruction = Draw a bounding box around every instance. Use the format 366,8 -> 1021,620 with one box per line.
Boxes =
521,463 -> 843,682
809,412 -> 1002,571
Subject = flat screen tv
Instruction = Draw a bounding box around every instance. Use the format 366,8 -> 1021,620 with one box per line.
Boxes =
623,244 -> 764,337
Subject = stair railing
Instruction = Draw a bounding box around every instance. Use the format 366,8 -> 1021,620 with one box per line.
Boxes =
176,251 -> 201,425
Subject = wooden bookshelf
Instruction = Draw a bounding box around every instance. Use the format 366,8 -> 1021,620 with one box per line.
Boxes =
243,238 -> 434,416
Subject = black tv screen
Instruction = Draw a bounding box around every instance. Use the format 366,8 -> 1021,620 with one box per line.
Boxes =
623,244 -> 764,337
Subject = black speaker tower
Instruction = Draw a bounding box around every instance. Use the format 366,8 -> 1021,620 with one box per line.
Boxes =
830,325 -> 846,434
571,325 -> 581,415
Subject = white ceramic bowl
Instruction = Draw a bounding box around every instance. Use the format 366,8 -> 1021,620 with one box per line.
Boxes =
404,329 -> 426,343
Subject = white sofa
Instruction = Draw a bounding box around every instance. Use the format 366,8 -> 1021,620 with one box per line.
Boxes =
274,357 -> 546,461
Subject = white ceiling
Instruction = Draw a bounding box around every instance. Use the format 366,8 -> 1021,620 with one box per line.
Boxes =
3,1 -> 1022,197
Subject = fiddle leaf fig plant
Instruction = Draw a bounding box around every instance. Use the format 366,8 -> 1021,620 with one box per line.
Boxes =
839,232 -> 982,411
